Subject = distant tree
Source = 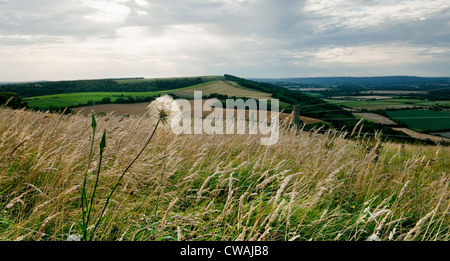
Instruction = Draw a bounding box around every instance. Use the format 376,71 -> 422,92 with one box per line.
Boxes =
0,92 -> 27,109
99,97 -> 112,104
206,93 -> 229,100
115,97 -> 127,104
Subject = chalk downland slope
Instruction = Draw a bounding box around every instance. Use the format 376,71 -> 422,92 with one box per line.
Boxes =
171,80 -> 273,100
353,113 -> 398,125
393,127 -> 450,143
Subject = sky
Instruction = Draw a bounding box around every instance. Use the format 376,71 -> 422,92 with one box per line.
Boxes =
0,0 -> 449,81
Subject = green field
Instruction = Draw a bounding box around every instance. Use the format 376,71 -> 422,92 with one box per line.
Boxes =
23,82 -> 220,109
324,98 -> 450,111
385,109 -> 450,131
24,91 -> 163,109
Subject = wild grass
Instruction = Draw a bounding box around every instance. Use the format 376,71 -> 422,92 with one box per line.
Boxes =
0,106 -> 448,241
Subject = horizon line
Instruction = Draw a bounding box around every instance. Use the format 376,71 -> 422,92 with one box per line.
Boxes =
1,74 -> 450,84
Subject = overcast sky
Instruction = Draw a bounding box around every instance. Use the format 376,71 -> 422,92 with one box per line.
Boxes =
0,0 -> 449,81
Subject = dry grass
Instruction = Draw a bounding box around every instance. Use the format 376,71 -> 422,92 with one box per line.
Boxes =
0,107 -> 448,241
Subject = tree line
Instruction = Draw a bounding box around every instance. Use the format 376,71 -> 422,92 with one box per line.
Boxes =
0,77 -> 217,98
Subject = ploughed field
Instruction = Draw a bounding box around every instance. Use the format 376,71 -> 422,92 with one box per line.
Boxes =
72,100 -> 323,125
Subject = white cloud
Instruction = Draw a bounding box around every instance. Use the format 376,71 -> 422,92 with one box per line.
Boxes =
303,0 -> 449,30
279,43 -> 450,77
80,0 -> 131,23
0,24 -> 254,80
134,0 -> 149,7
311,44 -> 450,64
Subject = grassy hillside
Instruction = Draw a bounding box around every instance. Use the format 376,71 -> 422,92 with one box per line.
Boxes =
0,107 -> 447,241
171,80 -> 273,100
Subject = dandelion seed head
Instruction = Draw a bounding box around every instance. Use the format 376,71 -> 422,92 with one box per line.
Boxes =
367,234 -> 380,241
147,95 -> 180,125
67,235 -> 82,241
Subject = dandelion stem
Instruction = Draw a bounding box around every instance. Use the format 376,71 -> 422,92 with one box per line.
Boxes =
89,119 -> 161,240
81,112 -> 97,241
85,129 -> 106,235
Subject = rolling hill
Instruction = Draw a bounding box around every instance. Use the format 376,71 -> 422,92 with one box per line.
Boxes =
8,74 -> 428,143
23,79 -> 275,110
170,80 -> 273,100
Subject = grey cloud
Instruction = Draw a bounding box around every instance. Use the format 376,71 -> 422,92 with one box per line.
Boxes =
0,0 -> 449,80
0,0 -> 122,37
